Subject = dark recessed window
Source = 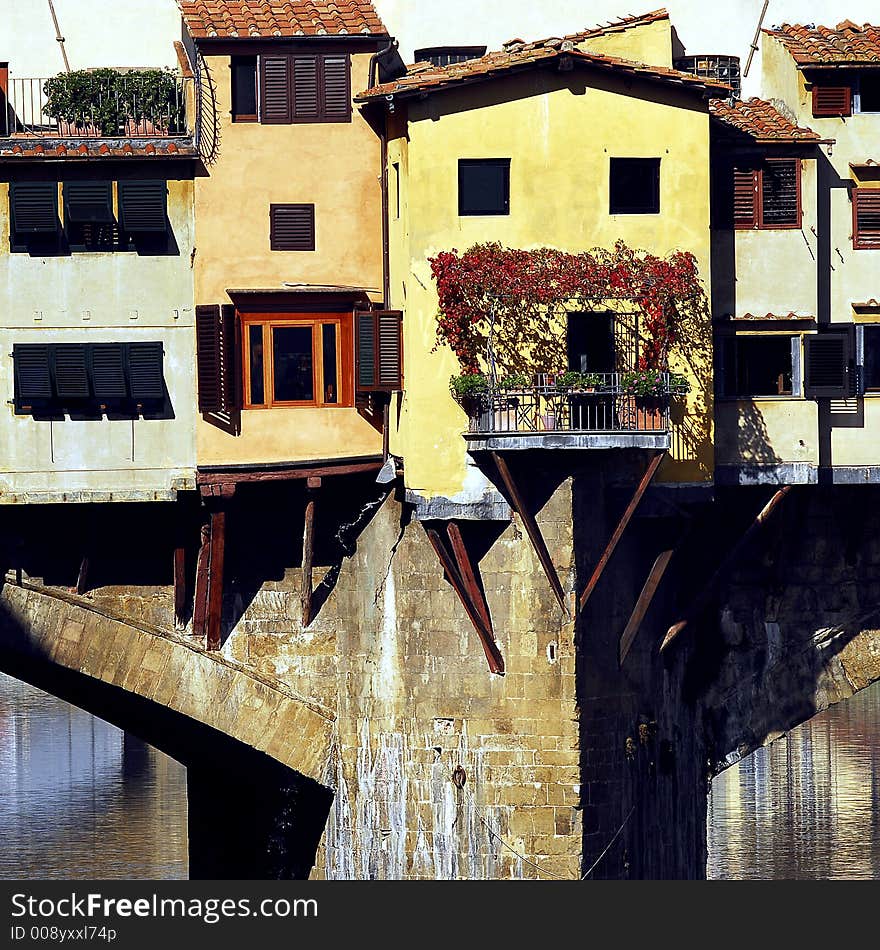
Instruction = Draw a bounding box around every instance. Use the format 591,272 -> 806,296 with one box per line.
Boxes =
414,46 -> 487,67
458,159 -> 510,216
610,158 -> 660,215
270,203 -> 315,251
858,74 -> 880,113
723,335 -> 795,398
231,56 -> 258,121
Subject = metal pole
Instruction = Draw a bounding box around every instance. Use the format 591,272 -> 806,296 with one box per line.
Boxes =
47,0 -> 71,73
744,0 -> 770,79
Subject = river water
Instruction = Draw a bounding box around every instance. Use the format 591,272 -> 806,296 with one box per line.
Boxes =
2,670 -> 879,879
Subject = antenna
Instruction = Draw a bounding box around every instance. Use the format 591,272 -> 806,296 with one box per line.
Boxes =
47,0 -> 71,72
744,0 -> 770,78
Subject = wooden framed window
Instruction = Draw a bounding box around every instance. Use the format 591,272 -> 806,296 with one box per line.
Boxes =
721,335 -> 797,398
458,159 -> 510,216
231,56 -> 258,121
812,84 -> 852,117
242,313 -> 353,409
862,326 -> 880,393
259,53 -> 351,124
610,158 -> 660,214
853,188 -> 880,249
270,203 -> 315,251
734,159 -> 801,230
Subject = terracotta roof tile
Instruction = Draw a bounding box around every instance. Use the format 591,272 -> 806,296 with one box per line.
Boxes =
178,0 -> 387,39
565,8 -> 669,43
0,140 -> 197,160
358,42 -> 728,103
765,21 -> 880,66
710,97 -> 824,143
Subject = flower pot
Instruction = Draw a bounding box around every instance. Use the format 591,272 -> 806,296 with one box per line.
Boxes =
542,411 -> 556,431
635,405 -> 664,431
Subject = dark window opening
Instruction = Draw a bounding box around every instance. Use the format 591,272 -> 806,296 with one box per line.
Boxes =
232,56 -> 258,121
273,325 -> 314,402
859,74 -> 880,113
567,312 -> 616,372
392,162 -> 400,219
64,181 -> 113,224
248,324 -> 265,406
270,203 -> 315,251
322,323 -> 338,404
458,159 -> 510,216
734,159 -> 801,230
853,188 -> 880,249
414,46 -> 487,67
610,158 -> 660,215
864,327 -> 880,392
724,335 -> 795,397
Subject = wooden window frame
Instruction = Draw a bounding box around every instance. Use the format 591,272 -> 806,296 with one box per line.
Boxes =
241,312 -> 353,410
734,159 -> 802,231
852,188 -> 880,250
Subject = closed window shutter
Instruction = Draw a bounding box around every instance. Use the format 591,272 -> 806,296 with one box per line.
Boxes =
812,85 -> 852,117
261,56 -> 292,123
854,189 -> 880,249
270,204 -> 315,250
11,182 -> 59,233
13,345 -> 53,407
127,342 -> 165,400
196,303 -> 241,434
64,181 -> 114,224
761,159 -> 799,227
357,310 -> 403,391
53,344 -> 90,399
322,55 -> 351,121
90,344 -> 128,399
292,55 -> 320,121
118,180 -> 167,232
804,334 -> 851,398
733,168 -> 758,228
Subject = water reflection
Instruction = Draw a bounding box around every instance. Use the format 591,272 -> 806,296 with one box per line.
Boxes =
0,672 -> 188,880
708,681 -> 880,880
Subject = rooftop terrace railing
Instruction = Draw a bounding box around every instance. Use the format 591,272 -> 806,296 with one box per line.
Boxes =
1,72 -> 190,139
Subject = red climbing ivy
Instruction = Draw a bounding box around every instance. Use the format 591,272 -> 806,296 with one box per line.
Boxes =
429,241 -> 705,374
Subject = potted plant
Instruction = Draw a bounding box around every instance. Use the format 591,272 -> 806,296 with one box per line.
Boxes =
450,372 -> 489,427
620,369 -> 669,430
556,371 -> 609,430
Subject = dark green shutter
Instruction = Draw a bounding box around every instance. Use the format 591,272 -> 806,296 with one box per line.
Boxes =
53,344 -> 90,399
10,182 -> 59,233
90,344 -> 128,399
357,310 -> 403,391
357,312 -> 376,389
13,345 -> 53,409
127,342 -> 165,400
804,333 -> 851,399
118,180 -> 167,232
64,181 -> 114,223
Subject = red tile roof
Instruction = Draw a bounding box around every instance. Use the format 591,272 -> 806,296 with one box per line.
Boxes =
710,97 -> 825,143
178,0 -> 387,39
358,42 -> 728,103
566,8 -> 669,43
0,141 -> 197,160
765,21 -> 880,66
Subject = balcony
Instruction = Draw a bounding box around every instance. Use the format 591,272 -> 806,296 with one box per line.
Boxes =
1,71 -> 191,140
461,372 -> 675,452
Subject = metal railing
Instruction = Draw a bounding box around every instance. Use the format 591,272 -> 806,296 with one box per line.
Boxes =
1,74 -> 190,138
465,373 -> 674,435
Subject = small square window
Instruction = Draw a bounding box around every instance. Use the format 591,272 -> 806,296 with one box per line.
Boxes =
270,204 -> 315,251
610,158 -> 660,214
458,159 -> 510,216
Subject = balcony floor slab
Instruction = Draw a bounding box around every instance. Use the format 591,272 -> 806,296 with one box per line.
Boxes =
465,432 -> 671,452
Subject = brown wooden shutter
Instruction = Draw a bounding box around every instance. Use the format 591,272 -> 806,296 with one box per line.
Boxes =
261,55 -> 292,124
270,203 -> 315,250
853,189 -> 880,249
196,303 -> 241,434
812,85 -> 852,117
322,55 -> 351,122
733,167 -> 758,228
357,310 -> 403,391
292,55 -> 320,121
804,333 -> 851,398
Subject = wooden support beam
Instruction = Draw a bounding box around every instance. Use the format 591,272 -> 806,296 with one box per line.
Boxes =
173,545 -> 187,629
192,523 -> 210,641
661,486 -> 792,654
426,526 -> 505,675
447,521 -> 493,635
619,549 -> 675,667
301,485 -> 318,628
491,451 -> 568,615
75,555 -> 90,596
205,508 -> 226,651
579,451 -> 664,612
197,460 -> 382,496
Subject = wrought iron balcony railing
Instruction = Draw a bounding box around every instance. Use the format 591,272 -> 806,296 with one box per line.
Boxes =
464,373 -> 674,435
1,74 -> 191,139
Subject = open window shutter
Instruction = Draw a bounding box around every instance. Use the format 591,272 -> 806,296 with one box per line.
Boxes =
118,180 -> 167,232
52,344 -> 90,399
854,189 -> 880,249
64,181 -> 114,224
127,342 -> 165,401
10,182 -> 59,233
196,304 -> 223,413
812,85 -> 852,117
292,55 -> 320,121
261,56 -> 292,124
804,333 -> 851,398
322,55 -> 351,121
221,303 -> 242,433
357,310 -> 403,391
13,344 -> 53,410
733,168 -> 758,228
90,343 -> 128,399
